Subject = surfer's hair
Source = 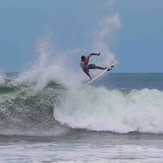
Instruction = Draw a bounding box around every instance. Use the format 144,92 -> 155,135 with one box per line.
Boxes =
81,56 -> 86,60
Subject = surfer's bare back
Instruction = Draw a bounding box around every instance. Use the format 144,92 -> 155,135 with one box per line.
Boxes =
80,53 -> 107,81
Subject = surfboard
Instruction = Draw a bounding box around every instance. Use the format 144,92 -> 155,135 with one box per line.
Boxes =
86,61 -> 114,85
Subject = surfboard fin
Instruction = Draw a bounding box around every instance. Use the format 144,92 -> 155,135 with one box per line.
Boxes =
107,68 -> 112,71
107,65 -> 114,71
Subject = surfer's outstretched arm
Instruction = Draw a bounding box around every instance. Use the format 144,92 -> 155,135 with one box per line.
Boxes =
88,52 -> 101,57
85,52 -> 100,65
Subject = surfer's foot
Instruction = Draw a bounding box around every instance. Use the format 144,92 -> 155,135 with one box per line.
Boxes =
90,77 -> 92,81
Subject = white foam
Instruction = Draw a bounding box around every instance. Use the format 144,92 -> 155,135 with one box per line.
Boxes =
54,87 -> 163,134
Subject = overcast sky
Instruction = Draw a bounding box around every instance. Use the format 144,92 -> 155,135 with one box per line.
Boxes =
0,0 -> 163,72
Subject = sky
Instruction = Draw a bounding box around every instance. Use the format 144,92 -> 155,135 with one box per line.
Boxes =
0,0 -> 163,72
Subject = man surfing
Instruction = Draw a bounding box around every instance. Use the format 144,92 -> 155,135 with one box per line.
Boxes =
80,53 -> 107,81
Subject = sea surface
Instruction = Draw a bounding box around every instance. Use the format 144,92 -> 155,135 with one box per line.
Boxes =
0,73 -> 163,162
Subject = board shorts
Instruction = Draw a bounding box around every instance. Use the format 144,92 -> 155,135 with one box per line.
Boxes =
83,64 -> 96,73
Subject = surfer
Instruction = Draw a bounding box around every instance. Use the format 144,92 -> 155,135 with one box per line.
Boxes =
80,53 -> 107,81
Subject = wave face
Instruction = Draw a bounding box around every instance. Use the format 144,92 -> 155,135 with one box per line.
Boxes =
1,73 -> 163,136
0,80 -> 68,136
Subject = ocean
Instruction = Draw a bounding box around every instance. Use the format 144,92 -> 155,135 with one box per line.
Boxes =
0,72 -> 163,162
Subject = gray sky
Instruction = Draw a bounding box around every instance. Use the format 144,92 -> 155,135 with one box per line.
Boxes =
0,0 -> 163,72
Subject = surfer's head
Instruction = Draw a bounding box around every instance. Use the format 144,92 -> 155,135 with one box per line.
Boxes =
81,56 -> 86,62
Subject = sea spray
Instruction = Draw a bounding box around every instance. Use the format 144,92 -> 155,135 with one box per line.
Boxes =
92,13 -> 121,69
0,73 -> 6,84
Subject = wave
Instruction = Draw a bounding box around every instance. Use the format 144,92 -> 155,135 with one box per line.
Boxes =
1,77 -> 163,136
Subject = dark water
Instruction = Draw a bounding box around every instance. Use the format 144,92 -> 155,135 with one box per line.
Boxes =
95,73 -> 163,90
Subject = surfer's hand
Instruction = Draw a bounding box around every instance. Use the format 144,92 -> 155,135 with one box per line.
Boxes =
97,53 -> 101,56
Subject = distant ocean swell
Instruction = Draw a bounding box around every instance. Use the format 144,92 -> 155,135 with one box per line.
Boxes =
0,78 -> 163,136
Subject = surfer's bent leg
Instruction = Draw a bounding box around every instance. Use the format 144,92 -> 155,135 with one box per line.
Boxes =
83,67 -> 92,81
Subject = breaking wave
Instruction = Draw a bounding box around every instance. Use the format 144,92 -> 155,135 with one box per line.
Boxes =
0,74 -> 163,136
